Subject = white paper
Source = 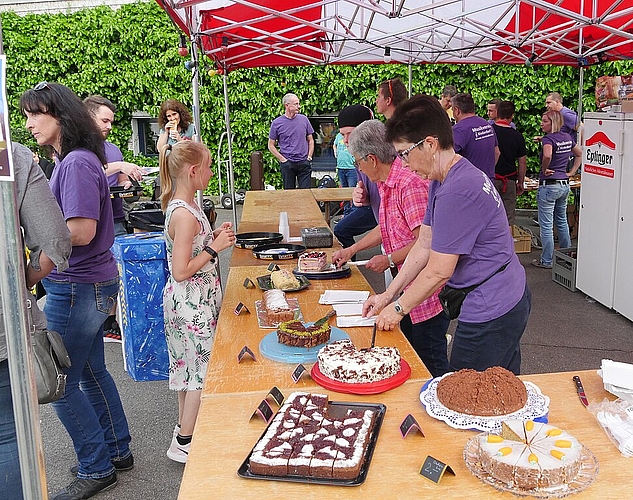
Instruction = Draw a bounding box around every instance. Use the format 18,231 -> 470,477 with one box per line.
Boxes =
336,316 -> 376,327
601,359 -> 633,391
287,236 -> 303,242
332,303 -> 364,316
347,260 -> 369,266
319,290 -> 370,304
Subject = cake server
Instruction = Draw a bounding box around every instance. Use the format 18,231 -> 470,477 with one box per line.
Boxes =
573,375 -> 589,407
313,309 -> 336,327
370,324 -> 377,348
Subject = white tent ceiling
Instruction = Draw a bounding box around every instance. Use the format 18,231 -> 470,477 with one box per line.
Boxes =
157,0 -> 633,70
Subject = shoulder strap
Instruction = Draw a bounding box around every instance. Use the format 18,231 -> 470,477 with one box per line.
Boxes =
461,262 -> 510,294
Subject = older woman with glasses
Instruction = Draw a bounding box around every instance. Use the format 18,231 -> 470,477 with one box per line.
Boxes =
20,82 -> 132,500
332,120 -> 450,377
363,95 -> 531,376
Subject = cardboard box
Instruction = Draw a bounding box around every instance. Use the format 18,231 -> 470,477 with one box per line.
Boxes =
621,94 -> 633,112
512,225 -> 531,253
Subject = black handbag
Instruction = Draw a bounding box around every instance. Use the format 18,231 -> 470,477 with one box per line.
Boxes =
438,262 -> 509,320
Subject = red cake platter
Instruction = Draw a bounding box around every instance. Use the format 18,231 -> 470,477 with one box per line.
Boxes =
310,359 -> 411,395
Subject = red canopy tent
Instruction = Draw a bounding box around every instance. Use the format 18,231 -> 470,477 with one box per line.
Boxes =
155,0 -> 633,221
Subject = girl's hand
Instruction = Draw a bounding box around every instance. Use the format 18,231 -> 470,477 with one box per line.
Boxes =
212,228 -> 236,252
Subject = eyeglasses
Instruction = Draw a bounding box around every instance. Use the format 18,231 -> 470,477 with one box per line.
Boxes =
353,154 -> 369,168
33,81 -> 50,91
397,139 -> 425,162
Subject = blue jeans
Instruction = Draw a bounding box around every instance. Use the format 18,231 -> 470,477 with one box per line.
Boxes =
280,160 -> 312,189
0,361 -> 23,500
537,183 -> 571,266
399,311 -> 451,378
450,284 -> 531,375
333,205 -> 377,248
337,169 -> 358,215
43,277 -> 132,480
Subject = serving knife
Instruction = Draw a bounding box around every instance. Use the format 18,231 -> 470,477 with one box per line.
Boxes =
313,309 -> 336,327
573,375 -> 589,407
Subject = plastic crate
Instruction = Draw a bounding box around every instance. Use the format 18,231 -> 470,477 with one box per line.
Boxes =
552,247 -> 577,292
512,225 -> 532,253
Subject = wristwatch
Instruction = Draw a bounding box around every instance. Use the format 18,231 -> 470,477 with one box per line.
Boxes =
203,246 -> 218,262
394,300 -> 406,316
387,253 -> 396,269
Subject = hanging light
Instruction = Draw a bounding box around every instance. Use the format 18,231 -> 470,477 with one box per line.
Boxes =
178,34 -> 189,57
184,60 -> 197,71
221,36 -> 229,55
525,52 -> 537,67
383,46 -> 392,63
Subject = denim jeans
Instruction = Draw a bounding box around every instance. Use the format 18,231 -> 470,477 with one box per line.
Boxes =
0,361 -> 23,500
450,284 -> 531,375
537,183 -> 571,266
333,205 -> 377,248
337,168 -> 358,215
399,311 -> 451,378
280,160 -> 312,189
43,277 -> 132,480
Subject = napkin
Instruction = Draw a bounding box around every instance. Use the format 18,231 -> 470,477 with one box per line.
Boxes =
319,290 -> 370,304
332,303 -> 364,316
336,316 -> 376,327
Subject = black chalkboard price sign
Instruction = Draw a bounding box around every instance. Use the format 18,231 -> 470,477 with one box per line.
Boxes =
419,455 -> 455,484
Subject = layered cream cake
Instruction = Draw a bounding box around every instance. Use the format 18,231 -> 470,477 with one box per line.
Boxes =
270,269 -> 300,290
277,320 -> 331,348
317,339 -> 401,384
476,420 -> 583,490
436,366 -> 527,416
298,251 -> 328,272
262,289 -> 295,324
249,391 -> 377,479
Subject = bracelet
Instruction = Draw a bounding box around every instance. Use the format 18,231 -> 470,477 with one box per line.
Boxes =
387,254 -> 396,268
203,246 -> 218,262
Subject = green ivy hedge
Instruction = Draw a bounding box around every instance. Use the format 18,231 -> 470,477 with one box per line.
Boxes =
3,2 -> 633,207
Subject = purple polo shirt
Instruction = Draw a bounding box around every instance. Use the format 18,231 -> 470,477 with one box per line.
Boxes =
269,113 -> 314,162
48,148 -> 117,283
539,131 -> 574,181
104,141 -> 125,222
560,106 -> 578,143
453,115 -> 498,179
356,169 -> 381,222
423,158 -> 525,323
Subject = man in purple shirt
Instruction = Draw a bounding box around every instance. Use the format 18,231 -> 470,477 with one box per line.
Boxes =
452,93 -> 500,179
268,93 -> 315,189
545,92 -> 579,142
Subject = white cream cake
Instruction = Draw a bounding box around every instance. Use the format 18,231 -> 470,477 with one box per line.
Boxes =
317,339 -> 401,384
298,251 -> 328,272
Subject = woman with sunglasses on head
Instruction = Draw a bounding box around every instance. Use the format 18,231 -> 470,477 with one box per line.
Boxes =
20,82 -> 132,500
363,94 -> 531,376
156,99 -> 195,150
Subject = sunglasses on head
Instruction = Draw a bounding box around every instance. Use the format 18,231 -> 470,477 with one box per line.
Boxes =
33,81 -> 50,91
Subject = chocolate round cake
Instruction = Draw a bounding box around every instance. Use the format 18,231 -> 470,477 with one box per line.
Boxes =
436,366 -> 527,416
277,320 -> 331,348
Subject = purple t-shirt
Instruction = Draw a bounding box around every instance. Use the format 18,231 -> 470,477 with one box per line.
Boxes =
269,114 -> 314,162
356,169 -> 381,222
105,141 -> 125,222
539,131 -> 574,181
453,116 -> 498,179
560,106 -> 578,143
48,148 -> 117,283
423,158 -> 526,323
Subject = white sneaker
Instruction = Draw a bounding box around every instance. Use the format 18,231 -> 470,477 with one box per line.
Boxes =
172,424 -> 180,440
167,435 -> 190,463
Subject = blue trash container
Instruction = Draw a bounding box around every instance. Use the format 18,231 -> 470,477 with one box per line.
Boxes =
112,232 -> 169,381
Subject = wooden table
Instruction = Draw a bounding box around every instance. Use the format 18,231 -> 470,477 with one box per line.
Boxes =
180,370 -> 624,499
311,187 -> 354,224
203,265 -> 429,395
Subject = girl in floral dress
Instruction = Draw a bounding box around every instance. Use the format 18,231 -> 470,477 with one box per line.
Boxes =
159,141 -> 235,463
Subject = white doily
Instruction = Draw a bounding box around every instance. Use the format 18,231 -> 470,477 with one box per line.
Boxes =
419,374 -> 550,432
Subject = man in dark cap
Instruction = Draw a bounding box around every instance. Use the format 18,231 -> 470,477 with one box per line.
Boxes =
332,105 -> 378,252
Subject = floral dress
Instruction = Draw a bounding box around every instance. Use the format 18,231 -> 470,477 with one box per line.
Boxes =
163,199 -> 222,391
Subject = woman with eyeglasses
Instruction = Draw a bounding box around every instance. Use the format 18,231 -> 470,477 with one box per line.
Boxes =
363,94 -> 531,376
20,82 -> 132,500
333,120 -> 450,377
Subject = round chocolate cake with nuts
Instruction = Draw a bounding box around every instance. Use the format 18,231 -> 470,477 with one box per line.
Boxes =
277,320 -> 331,348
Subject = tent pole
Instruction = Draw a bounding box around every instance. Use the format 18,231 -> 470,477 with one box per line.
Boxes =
222,67 -> 238,230
578,66 -> 584,121
190,37 -> 205,210
0,25 -> 47,500
408,63 -> 412,97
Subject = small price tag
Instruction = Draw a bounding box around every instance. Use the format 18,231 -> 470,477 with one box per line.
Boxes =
243,278 -> 255,288
237,345 -> 256,363
267,263 -> 280,272
419,455 -> 455,484
250,399 -> 274,423
266,386 -> 284,406
399,413 -> 425,438
234,302 -> 250,315
291,364 -> 308,383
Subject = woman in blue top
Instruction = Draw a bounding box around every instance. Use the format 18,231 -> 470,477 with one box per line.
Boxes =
533,110 -> 582,269
156,99 -> 195,149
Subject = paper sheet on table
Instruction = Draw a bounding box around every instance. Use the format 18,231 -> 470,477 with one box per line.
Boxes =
336,315 -> 376,327
332,303 -> 364,316
601,359 -> 633,391
319,290 -> 370,304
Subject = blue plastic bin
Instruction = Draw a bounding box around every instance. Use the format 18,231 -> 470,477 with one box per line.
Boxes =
112,232 -> 169,381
